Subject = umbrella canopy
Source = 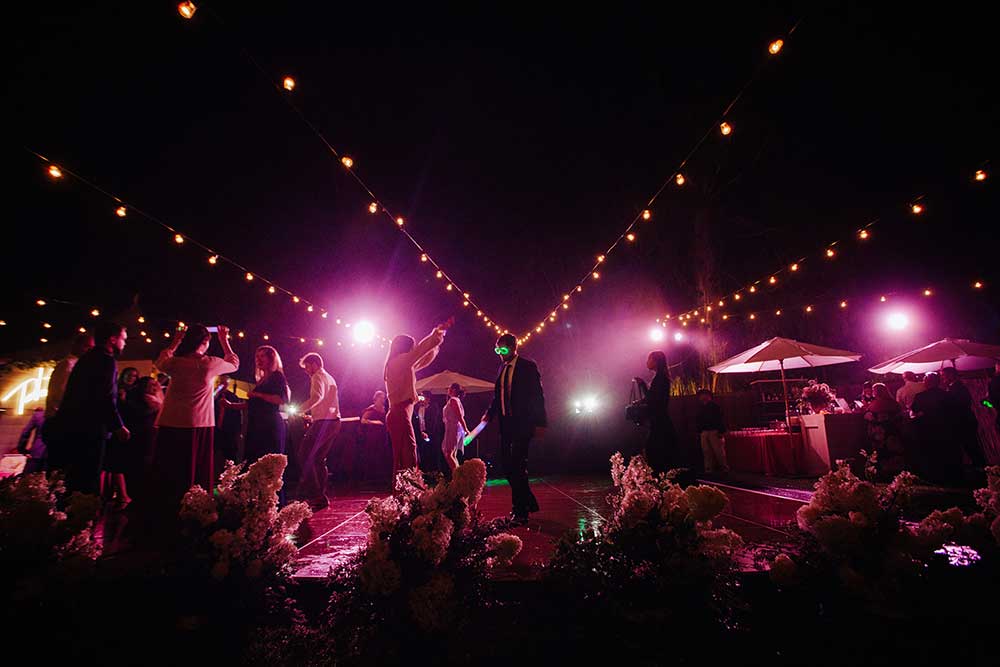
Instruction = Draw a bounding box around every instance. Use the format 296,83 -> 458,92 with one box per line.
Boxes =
868,338 -> 1000,374
709,337 -> 863,374
415,370 -> 496,395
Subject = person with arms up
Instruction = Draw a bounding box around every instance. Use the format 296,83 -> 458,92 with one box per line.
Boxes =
46,321 -> 130,495
481,334 -> 547,525
384,320 -> 451,476
295,352 -> 341,510
153,324 -> 239,508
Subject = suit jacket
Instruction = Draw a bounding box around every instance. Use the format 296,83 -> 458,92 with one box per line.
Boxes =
484,356 -> 547,439
53,348 -> 123,438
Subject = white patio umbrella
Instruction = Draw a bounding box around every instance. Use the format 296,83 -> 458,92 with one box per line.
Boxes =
709,337 -> 862,426
415,370 -> 495,395
868,338 -> 1000,375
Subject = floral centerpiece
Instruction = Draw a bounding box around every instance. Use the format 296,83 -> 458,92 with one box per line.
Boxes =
800,380 -> 834,414
545,453 -> 742,628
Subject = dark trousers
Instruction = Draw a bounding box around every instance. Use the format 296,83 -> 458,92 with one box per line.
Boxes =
296,419 -> 341,502
499,432 -> 538,516
49,435 -> 105,496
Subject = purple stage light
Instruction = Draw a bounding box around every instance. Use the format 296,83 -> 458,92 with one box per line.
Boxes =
649,327 -> 665,342
353,320 -> 376,343
673,331 -> 684,342
886,311 -> 910,331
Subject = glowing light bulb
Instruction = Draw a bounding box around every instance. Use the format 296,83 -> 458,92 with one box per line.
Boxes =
596,255 -> 605,263
790,263 -> 799,271
649,327 -> 665,342
722,314 -> 728,320
880,295 -> 887,302
536,326 -> 542,333
40,338 -> 48,343
42,322 -> 51,329
115,206 -> 127,218
718,300 -> 725,307
734,294 -> 741,301
139,330 -> 146,337
840,301 -> 848,308
911,203 -> 924,215
321,312 -> 328,318
178,1 -> 197,19
805,305 -> 813,313
145,337 -> 152,343
446,284 -> 454,291
90,309 -> 100,317
208,255 -> 218,265
163,332 -> 171,338
307,305 -> 314,312
340,156 -> 354,169
317,339 -> 324,346
923,288 -> 933,297
576,285 -> 583,292
562,303 -> 569,310
641,209 -> 652,221
973,280 -> 984,289
246,273 -> 254,281
435,270 -> 443,279
421,253 -> 428,262
48,165 -> 63,179
775,309 -> 782,316
283,76 -> 296,91
826,248 -> 836,258
174,234 -> 184,244
0,321 -> 6,326
463,300 -> 469,306
769,39 -> 784,55
268,285 -> 276,294
769,276 -> 777,284
749,286 -> 757,293
299,338 -> 306,343
395,217 -> 404,226
592,271 -> 600,279
476,310 -> 483,317
78,327 -> 86,333
706,305 -> 712,312
974,169 -> 987,182
36,299 -> 46,306
626,232 -> 636,242
859,229 -> 870,240
720,121 -> 732,136
237,331 -> 245,338
675,173 -> 685,186
292,296 -> 301,303
749,313 -> 756,320
138,316 -> 145,323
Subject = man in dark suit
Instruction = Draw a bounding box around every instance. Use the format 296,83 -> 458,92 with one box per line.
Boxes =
46,320 -> 130,495
481,334 -> 547,525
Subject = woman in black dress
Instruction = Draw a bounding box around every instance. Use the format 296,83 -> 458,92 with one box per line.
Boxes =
643,350 -> 678,474
119,376 -> 163,504
243,345 -> 289,464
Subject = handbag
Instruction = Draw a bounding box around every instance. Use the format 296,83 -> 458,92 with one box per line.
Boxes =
625,378 -> 650,425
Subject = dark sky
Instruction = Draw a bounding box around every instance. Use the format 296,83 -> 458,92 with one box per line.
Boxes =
5,2 -> 998,409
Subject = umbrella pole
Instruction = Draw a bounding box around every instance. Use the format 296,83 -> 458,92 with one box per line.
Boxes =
780,359 -> 791,431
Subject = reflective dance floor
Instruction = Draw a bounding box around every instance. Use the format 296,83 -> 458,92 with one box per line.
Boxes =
290,474 -> 810,581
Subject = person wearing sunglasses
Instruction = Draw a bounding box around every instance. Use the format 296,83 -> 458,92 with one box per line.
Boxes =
481,333 -> 547,525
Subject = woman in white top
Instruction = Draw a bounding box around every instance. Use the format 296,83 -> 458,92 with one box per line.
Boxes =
442,382 -> 470,473
152,324 -> 239,506
383,319 -> 451,476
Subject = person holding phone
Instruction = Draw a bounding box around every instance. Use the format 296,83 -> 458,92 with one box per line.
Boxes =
152,323 -> 239,512
384,319 -> 451,476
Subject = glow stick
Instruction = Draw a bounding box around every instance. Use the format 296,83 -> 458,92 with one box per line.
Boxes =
462,421 -> 487,447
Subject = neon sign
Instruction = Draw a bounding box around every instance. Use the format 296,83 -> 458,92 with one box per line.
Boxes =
1,368 -> 52,415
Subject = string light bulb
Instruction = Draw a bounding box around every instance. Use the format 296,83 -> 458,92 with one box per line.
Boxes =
115,206 -> 127,218
137,316 -> 146,323
463,300 -> 470,307
341,156 -> 354,169
36,299 -> 46,306
177,2 -> 197,19
973,280 -> 984,289
775,309 -> 782,316
48,165 -> 63,179
911,203 -> 924,215
734,294 -> 741,301
596,254 -> 605,263
768,39 -> 784,55
749,313 -> 756,320
420,253 -> 428,262
282,76 -> 296,92
718,300 -> 725,307
790,263 -> 799,272
840,301 -> 848,309
79,327 -> 87,333
880,295 -> 888,302
576,285 -> 583,292
859,229 -> 870,240
562,303 -> 569,310
923,288 -> 933,296
321,312 -> 328,319
292,296 -> 301,303
263,334 -> 269,341
826,248 -> 836,258
592,271 -> 600,279
299,338 -> 306,343
396,217 -> 404,227
675,173 -> 685,186
246,273 -> 254,281
174,234 -> 184,244
641,209 -> 652,221
368,202 -> 378,214
317,339 -> 324,346
626,232 -> 636,242
720,121 -> 732,136
307,305 -> 314,312
208,255 -> 218,265
237,331 -> 245,338
446,284 -> 454,291
42,322 -> 52,329
722,314 -> 729,320
268,285 -> 276,294
749,286 -> 757,293
436,270 -> 444,279
805,305 -> 813,313
974,169 -> 987,182
769,276 -> 777,284
145,337 -> 153,344
90,309 -> 100,317
40,338 -> 48,343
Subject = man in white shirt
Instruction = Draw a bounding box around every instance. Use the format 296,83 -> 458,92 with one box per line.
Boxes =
295,353 -> 341,510
895,371 -> 925,413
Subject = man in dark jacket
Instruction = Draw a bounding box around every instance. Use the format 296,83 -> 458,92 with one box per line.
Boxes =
47,320 -> 130,494
481,334 -> 547,525
696,389 -> 728,473
910,372 -> 961,484
941,366 -> 985,467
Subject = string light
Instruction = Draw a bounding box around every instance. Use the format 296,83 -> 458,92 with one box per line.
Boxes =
805,305 -> 813,313
626,232 -> 636,242
321,312 -> 328,319
115,206 -> 127,218
734,294 -> 741,301
317,339 -> 324,346
307,305 -> 314,312
675,173 -> 685,186
36,299 -> 46,306
562,303 -> 569,310
40,338 -> 48,343
90,309 -> 100,317
299,338 -> 306,343
592,272 -> 600,279
826,248 -> 835,258
267,285 -> 276,294
208,255 -> 218,265
263,334 -> 269,341
840,301 -> 848,308
596,255 -> 605,263
720,121 -> 733,136
48,165 -> 63,179
974,169 -> 987,182
749,314 -> 756,320
174,234 -> 184,244
395,217 -> 404,227
42,322 -> 52,329
436,270 -> 444,279
164,332 -> 171,338
749,286 -> 757,293
911,203 -> 924,215
722,314 -> 729,320
245,273 -> 254,281
973,280 -> 984,289
177,2 -> 197,19
138,316 -> 145,323
463,300 -> 470,307
446,284 -> 454,291
923,288 -> 933,297
78,327 -> 87,333
858,229 -> 870,240
282,76 -> 296,92
769,276 -> 777,284
145,337 -> 153,343
368,202 -> 378,214
577,286 -> 583,292
237,331 -> 245,338
880,295 -> 888,302
769,39 -> 784,55
341,156 -> 354,169
420,254 -> 428,262
641,209 -> 652,221
178,321 -> 186,329
140,330 -> 147,336
790,263 -> 799,272
718,300 -> 725,307
0,321 -> 6,326
292,296 -> 301,303
775,309 -> 782,316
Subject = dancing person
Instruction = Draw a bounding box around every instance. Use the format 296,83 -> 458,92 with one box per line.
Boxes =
895,371 -> 925,414
45,333 -> 94,418
119,376 -> 163,504
384,322 -> 450,475
16,408 -> 47,475
118,367 -> 139,402
941,366 -> 986,467
46,321 -> 129,495
642,350 -> 678,475
442,383 -> 470,474
696,388 -> 728,473
361,390 -> 387,424
101,366 -> 142,503
243,345 -> 289,463
481,334 -> 547,525
295,353 -> 341,510
153,324 -> 239,510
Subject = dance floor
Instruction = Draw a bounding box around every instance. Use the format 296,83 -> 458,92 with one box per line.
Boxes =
290,473 -> 810,581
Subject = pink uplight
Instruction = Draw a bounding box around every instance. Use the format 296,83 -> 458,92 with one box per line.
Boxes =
649,327 -> 665,342
886,312 -> 910,331
353,320 -> 376,343
673,332 -> 684,342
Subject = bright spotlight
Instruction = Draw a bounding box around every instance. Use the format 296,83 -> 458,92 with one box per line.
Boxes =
886,312 -> 910,331
572,395 -> 599,415
286,404 -> 299,415
673,332 -> 684,342
353,320 -> 376,343
649,327 -> 665,342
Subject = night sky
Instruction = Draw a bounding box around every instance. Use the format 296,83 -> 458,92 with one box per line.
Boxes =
6,3 -> 998,413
